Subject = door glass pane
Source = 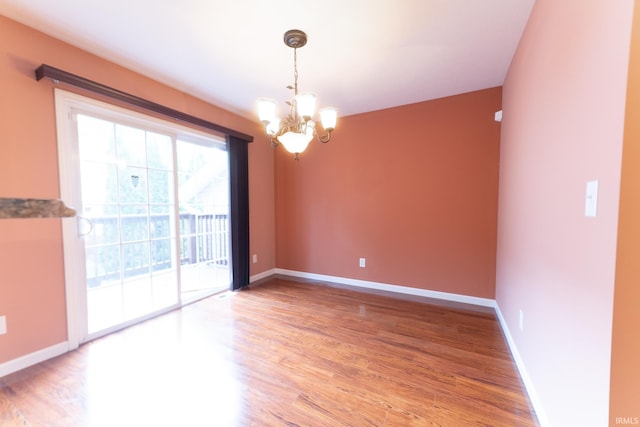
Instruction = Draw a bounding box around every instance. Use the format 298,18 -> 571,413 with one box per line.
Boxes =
118,167 -> 148,205
116,124 -> 146,166
120,206 -> 149,243
83,204 -> 119,246
77,115 -> 116,163
147,132 -> 173,170
148,170 -> 174,204
85,244 -> 121,288
177,139 -> 230,301
80,163 -> 118,205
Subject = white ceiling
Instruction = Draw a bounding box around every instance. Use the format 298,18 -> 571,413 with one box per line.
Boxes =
0,0 -> 534,119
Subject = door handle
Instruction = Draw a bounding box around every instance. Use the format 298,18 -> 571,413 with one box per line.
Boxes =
77,216 -> 94,237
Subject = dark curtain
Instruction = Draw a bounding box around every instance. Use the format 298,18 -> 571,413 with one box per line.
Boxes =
228,135 -> 250,291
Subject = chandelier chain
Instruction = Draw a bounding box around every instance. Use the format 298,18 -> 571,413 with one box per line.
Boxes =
293,47 -> 299,96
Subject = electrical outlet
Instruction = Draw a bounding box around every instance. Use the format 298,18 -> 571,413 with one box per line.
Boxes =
252,254 -> 258,264
359,258 -> 366,268
0,315 -> 6,335
519,310 -> 524,332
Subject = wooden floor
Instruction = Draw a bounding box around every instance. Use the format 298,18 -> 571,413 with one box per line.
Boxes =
0,278 -> 538,426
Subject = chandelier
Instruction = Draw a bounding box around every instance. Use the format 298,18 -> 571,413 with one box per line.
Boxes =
257,29 -> 337,160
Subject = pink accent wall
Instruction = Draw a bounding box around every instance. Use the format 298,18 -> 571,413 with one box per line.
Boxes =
0,15 -> 275,364
496,0 -> 633,425
610,1 -> 640,421
275,88 -> 502,299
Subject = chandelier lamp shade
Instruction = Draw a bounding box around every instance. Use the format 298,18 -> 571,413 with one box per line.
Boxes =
257,29 -> 337,160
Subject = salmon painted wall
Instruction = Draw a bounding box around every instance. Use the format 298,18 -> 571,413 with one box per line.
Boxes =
275,88 -> 501,299
0,15 -> 275,364
610,1 -> 640,422
496,1 -> 633,425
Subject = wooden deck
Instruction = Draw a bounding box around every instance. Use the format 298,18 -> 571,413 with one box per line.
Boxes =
0,278 -> 538,426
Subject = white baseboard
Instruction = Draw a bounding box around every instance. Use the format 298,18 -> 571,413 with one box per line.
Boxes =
494,303 -> 549,427
274,268 -> 496,308
250,268 -> 277,284
0,342 -> 69,378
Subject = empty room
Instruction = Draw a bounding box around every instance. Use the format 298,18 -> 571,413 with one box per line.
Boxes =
1,1 -> 639,426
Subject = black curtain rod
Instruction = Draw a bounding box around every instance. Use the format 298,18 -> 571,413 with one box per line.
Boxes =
35,64 -> 253,143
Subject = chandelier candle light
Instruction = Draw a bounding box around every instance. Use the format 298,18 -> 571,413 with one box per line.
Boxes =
257,29 -> 337,160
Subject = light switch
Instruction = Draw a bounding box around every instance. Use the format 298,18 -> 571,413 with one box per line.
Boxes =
585,180 -> 599,217
0,315 -> 6,335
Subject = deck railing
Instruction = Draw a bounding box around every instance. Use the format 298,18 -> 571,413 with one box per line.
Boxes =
86,213 -> 229,287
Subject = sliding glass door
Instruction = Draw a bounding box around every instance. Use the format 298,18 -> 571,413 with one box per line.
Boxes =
57,90 -> 230,343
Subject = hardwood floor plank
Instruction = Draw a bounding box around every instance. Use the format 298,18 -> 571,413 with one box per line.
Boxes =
0,393 -> 32,427
0,278 -> 538,426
